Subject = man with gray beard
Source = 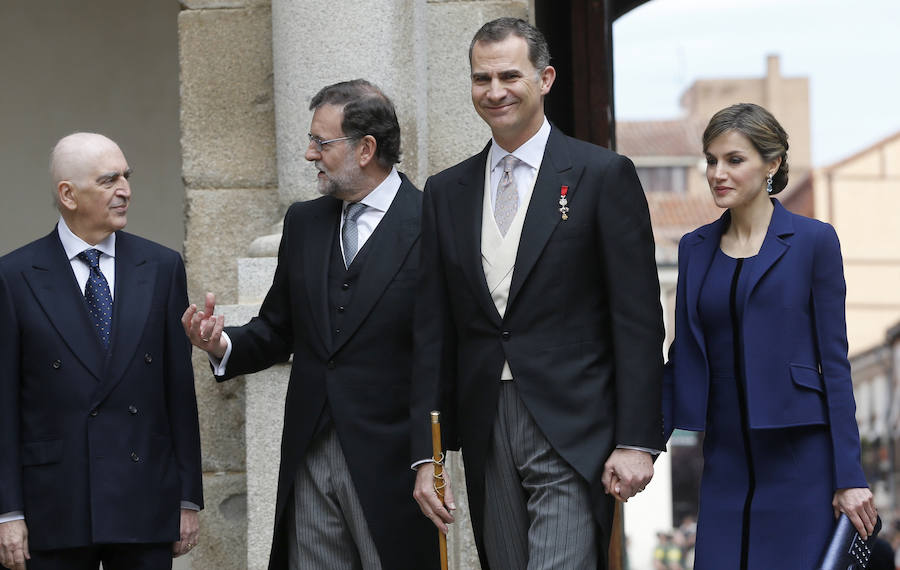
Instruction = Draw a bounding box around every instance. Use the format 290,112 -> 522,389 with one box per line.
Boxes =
182,80 -> 437,569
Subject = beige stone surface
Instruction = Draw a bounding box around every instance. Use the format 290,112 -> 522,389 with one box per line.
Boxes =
272,0 -> 425,203
183,188 -> 281,305
181,0 -> 269,8
179,6 -> 277,189
446,452 -> 483,570
191,472 -> 248,570
426,1 -> 528,175
193,348 -> 246,473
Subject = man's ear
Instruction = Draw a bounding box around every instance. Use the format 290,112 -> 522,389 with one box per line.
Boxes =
357,135 -> 378,168
57,181 -> 77,212
540,65 -> 556,96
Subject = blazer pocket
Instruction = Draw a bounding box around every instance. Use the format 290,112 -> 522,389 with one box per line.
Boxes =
21,439 -> 64,466
790,363 -> 824,393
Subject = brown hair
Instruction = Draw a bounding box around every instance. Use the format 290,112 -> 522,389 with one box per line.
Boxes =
702,103 -> 790,194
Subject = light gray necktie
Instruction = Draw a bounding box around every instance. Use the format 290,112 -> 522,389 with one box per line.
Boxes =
494,154 -> 519,236
342,202 -> 367,268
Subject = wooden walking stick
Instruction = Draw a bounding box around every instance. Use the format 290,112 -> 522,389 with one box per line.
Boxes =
431,411 -> 449,570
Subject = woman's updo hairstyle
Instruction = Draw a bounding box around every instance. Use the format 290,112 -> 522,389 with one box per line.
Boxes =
702,103 -> 790,194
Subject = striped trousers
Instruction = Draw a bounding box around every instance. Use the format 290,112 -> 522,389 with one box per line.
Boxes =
483,381 -> 598,569
288,426 -> 382,570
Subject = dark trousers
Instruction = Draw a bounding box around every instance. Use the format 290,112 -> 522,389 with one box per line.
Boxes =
28,543 -> 172,570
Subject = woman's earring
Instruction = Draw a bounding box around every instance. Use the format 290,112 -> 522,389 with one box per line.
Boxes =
766,173 -> 774,194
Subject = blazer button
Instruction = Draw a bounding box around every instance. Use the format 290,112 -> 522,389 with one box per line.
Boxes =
501,330 -> 511,341
128,405 -> 138,415
341,282 -> 350,290
130,452 -> 140,462
144,353 -> 153,363
89,408 -> 99,417
51,359 -> 62,369
337,306 -> 345,313
327,360 -> 336,370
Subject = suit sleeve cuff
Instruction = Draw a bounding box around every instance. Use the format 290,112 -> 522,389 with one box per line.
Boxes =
411,458 -> 433,471
617,444 -> 663,456
180,501 -> 201,511
0,511 -> 24,523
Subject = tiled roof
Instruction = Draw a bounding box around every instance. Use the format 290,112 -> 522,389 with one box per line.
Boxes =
617,119 -> 706,157
647,192 -> 723,263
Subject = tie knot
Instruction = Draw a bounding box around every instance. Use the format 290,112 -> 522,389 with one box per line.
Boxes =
344,202 -> 367,223
501,154 -> 519,173
77,249 -> 102,269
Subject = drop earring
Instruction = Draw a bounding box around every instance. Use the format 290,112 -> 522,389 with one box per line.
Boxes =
766,173 -> 773,194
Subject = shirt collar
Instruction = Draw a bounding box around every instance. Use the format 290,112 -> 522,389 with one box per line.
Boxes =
490,117 -> 551,171
346,167 -> 402,214
57,216 -> 116,261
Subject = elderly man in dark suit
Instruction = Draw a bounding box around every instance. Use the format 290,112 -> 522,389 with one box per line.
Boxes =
0,133 -> 203,570
183,80 -> 438,569
411,18 -> 665,569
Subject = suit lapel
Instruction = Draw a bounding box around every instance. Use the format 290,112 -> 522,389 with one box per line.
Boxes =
741,199 -> 793,307
447,144 -> 502,325
684,213 -> 728,359
507,127 -> 583,308
331,177 -> 419,354
23,231 -> 106,381
95,232 -> 156,402
305,198 -> 341,354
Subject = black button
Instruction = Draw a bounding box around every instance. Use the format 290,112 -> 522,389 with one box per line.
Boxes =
501,330 -> 511,340
130,452 -> 140,462
337,306 -> 345,313
327,360 -> 336,370
341,282 -> 350,290
144,353 -> 152,363
128,405 -> 138,415
51,360 -> 61,369
335,329 -> 341,335
89,408 -> 99,417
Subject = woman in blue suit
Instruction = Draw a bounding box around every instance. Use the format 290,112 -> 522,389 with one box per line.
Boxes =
664,103 -> 876,569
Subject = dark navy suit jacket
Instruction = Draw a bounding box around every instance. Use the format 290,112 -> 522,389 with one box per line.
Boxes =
0,228 -> 203,550
664,199 -> 867,490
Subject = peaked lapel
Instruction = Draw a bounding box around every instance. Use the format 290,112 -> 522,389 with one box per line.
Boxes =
683,212 -> 728,360
507,127 -> 584,309
331,176 -> 419,355
741,199 -> 793,307
446,144 -> 502,325
304,198 -> 342,355
22,230 -> 106,381
94,232 -> 156,404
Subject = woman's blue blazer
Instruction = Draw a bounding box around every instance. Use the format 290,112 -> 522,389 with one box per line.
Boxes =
663,199 -> 867,490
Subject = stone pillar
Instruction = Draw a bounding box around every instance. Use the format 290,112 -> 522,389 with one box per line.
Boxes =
179,1 -> 280,568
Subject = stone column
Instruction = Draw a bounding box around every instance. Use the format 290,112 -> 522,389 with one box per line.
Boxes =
179,1 -> 280,568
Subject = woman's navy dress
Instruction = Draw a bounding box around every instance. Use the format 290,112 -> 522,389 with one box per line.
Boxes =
694,250 -> 836,569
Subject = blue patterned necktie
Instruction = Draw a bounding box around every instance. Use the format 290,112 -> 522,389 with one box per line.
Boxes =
342,202 -> 368,268
77,249 -> 113,349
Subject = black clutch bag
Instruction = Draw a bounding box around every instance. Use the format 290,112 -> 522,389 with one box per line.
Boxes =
817,513 -> 882,570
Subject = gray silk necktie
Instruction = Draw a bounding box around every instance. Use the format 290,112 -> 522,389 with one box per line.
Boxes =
494,154 -> 519,236
342,202 -> 367,268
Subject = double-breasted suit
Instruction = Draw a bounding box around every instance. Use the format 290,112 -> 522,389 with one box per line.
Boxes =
411,126 -> 665,566
0,228 -> 203,550
663,200 -> 867,568
218,176 -> 438,569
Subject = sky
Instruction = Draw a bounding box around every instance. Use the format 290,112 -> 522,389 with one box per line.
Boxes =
613,0 -> 900,167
